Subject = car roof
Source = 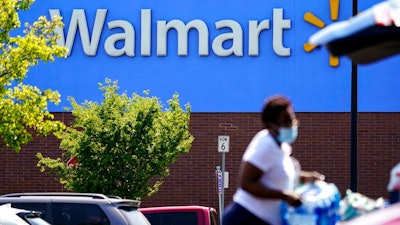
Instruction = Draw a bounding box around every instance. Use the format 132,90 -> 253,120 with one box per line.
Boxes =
1,192 -> 120,199
0,204 -> 28,213
0,192 -> 141,208
139,205 -> 216,213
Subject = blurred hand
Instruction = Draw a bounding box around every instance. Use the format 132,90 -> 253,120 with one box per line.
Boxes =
283,191 -> 302,207
312,171 -> 325,181
301,171 -> 325,183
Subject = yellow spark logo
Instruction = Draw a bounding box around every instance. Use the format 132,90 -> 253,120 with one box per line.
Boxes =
304,0 -> 340,67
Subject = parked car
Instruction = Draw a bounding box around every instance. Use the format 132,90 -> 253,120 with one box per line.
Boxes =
0,193 -> 150,225
139,205 -> 220,225
338,202 -> 400,225
0,204 -> 50,225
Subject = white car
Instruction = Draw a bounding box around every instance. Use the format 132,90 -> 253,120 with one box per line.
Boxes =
0,204 -> 50,225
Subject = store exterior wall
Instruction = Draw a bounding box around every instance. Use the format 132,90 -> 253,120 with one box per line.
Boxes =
0,112 -> 399,211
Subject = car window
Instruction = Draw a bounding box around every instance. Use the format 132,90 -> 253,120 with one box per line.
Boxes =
143,211 -> 198,225
11,203 -> 47,219
209,210 -> 220,225
23,214 -> 51,225
118,207 -> 150,225
52,203 -> 110,225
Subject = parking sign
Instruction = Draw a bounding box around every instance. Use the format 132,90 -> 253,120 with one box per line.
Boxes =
218,136 -> 230,153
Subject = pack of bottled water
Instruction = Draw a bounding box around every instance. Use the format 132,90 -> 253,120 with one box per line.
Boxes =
282,181 -> 342,225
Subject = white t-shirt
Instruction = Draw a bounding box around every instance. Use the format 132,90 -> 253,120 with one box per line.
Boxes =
233,129 -> 296,225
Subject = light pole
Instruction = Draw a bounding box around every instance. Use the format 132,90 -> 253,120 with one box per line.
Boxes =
350,0 -> 358,192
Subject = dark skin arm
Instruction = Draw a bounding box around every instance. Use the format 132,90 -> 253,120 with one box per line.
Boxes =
292,156 -> 325,184
300,171 -> 325,184
239,161 -> 302,207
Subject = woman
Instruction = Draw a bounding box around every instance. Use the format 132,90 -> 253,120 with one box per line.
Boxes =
222,95 -> 323,225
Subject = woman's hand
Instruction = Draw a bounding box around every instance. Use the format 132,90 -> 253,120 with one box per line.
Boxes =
283,191 -> 302,207
300,171 -> 325,183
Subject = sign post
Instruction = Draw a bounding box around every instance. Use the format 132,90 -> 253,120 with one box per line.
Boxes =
217,135 -> 229,223
216,165 -> 223,223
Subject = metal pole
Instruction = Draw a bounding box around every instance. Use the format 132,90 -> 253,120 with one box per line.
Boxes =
221,152 -> 225,219
350,0 -> 358,192
216,165 -> 223,224
217,135 -> 229,223
350,62 -> 358,192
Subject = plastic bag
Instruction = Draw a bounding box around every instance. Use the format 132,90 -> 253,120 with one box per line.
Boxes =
339,189 -> 385,221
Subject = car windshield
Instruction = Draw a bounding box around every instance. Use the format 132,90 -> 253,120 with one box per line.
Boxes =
25,216 -> 51,225
118,207 -> 150,225
144,211 -> 198,225
18,212 -> 50,225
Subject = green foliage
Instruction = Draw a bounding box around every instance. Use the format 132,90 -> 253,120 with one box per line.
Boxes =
37,79 -> 194,200
0,0 -> 68,151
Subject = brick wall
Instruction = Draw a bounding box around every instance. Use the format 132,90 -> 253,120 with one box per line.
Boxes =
0,112 -> 399,212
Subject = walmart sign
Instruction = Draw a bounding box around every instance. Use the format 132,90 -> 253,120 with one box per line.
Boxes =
50,8 -> 291,57
20,0 -> 400,112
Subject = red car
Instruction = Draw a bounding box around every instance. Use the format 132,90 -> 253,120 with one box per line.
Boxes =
338,202 -> 400,225
139,205 -> 220,225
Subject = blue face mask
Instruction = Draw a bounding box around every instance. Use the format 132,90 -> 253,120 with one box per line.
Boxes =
277,126 -> 298,144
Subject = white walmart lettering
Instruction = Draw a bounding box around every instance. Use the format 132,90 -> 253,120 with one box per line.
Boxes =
50,9 -> 291,57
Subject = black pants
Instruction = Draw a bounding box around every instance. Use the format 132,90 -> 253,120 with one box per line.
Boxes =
222,202 -> 272,225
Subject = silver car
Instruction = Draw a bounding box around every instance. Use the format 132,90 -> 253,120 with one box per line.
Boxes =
0,193 -> 150,225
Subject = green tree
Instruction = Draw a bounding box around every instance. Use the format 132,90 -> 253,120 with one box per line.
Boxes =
0,0 -> 67,151
37,79 -> 194,200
